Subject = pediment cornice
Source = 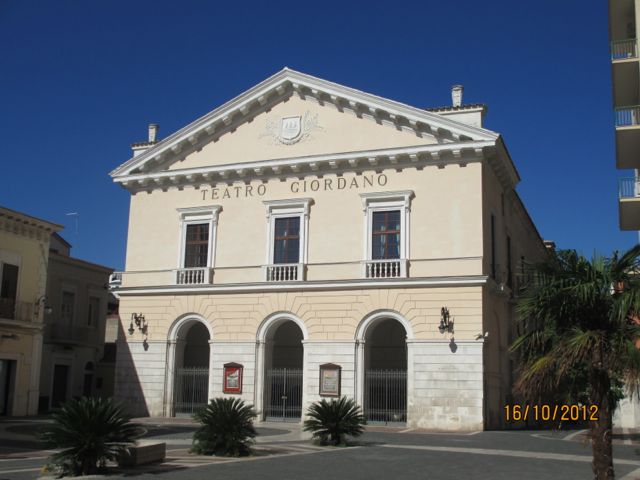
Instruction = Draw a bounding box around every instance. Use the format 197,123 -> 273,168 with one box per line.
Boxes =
110,68 -> 500,180
113,140 -> 521,194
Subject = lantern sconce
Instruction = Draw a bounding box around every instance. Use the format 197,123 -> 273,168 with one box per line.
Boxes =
439,307 -> 454,334
129,313 -> 147,336
34,295 -> 53,318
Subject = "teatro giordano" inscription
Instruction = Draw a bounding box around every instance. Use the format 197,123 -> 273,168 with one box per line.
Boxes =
200,173 -> 388,200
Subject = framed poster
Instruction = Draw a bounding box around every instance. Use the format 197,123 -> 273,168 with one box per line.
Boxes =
319,363 -> 341,397
223,362 -> 243,394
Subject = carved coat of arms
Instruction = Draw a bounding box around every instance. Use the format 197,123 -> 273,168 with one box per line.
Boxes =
261,111 -> 322,145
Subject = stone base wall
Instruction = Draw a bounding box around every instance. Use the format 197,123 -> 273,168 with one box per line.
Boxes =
408,341 -> 484,431
209,341 -> 256,405
115,340 -> 167,417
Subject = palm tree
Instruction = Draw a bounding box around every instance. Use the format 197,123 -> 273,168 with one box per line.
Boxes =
192,397 -> 257,456
40,397 -> 142,476
511,245 -> 640,480
303,396 -> 365,445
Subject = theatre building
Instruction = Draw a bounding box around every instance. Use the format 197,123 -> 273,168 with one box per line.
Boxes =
110,68 -> 546,430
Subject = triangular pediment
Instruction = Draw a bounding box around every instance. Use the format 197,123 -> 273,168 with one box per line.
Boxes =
111,68 -> 499,185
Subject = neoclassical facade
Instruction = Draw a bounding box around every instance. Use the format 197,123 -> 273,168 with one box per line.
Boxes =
110,68 -> 547,430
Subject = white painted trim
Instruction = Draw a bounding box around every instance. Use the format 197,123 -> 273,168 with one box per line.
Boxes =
256,311 -> 309,342
167,313 -> 213,342
263,199 -> 312,268
176,205 -> 221,269
114,141 -> 493,184
115,275 -> 488,296
360,190 -> 413,274
355,309 -> 414,341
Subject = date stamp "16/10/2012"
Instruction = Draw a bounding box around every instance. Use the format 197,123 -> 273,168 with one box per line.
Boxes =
504,404 -> 600,422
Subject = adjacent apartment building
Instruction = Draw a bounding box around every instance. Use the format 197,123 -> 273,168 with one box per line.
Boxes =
0,206 -> 61,416
610,0 -> 640,427
39,233 -> 114,411
610,0 -> 640,230
110,68 -> 547,430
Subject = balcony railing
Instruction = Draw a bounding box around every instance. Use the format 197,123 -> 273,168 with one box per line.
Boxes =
265,263 -> 303,282
46,324 -> 95,344
175,267 -> 214,285
108,272 -> 122,289
620,177 -> 640,198
611,38 -> 638,60
615,106 -> 640,127
364,259 -> 407,278
0,299 -> 33,322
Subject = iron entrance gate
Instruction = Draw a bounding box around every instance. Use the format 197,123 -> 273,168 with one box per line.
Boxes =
264,368 -> 303,421
174,367 -> 209,415
364,369 -> 407,424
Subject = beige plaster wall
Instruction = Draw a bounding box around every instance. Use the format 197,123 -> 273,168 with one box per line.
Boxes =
124,164 -> 484,282
165,94 -> 437,171
117,285 -> 483,343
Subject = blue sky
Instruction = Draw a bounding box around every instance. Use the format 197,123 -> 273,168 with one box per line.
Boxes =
0,0 -> 634,270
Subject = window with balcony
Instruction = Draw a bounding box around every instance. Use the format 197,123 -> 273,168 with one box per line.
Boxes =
0,263 -> 18,319
87,296 -> 100,327
360,191 -> 413,278
263,199 -> 312,281
61,291 -> 75,326
176,206 -> 221,285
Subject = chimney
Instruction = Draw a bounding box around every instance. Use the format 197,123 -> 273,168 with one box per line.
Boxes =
451,85 -> 463,108
131,123 -> 160,157
148,124 -> 159,143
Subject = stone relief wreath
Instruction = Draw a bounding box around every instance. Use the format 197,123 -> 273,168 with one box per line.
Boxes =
260,111 -> 323,145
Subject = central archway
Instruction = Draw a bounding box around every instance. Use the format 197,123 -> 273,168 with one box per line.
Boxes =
257,313 -> 307,422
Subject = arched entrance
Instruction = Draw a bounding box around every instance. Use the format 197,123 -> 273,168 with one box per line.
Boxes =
357,312 -> 410,425
167,316 -> 212,416
259,314 -> 306,422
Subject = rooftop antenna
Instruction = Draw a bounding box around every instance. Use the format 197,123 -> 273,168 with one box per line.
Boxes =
65,212 -> 79,236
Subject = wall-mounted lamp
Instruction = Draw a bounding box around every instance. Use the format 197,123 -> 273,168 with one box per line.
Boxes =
128,313 -> 147,335
439,307 -> 454,334
34,295 -> 52,317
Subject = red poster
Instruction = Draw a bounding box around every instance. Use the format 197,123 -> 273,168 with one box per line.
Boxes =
223,363 -> 243,394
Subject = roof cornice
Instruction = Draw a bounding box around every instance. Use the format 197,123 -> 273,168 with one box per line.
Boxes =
110,68 -> 499,179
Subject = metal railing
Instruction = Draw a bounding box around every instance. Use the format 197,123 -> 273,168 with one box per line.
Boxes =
174,367 -> 209,415
615,106 -> 640,127
264,368 -> 303,421
364,259 -> 407,278
611,38 -> 638,60
620,177 -> 640,198
175,267 -> 213,285
46,324 -> 95,344
264,263 -> 303,282
108,272 -> 122,289
364,369 -> 407,424
0,299 -> 33,321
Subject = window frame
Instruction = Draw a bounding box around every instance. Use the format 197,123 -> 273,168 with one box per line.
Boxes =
360,191 -> 413,264
0,250 -> 21,321
263,199 -> 312,267
176,205 -> 222,270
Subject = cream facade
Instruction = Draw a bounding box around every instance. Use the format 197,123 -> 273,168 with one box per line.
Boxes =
110,69 -> 546,430
0,206 -> 61,416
